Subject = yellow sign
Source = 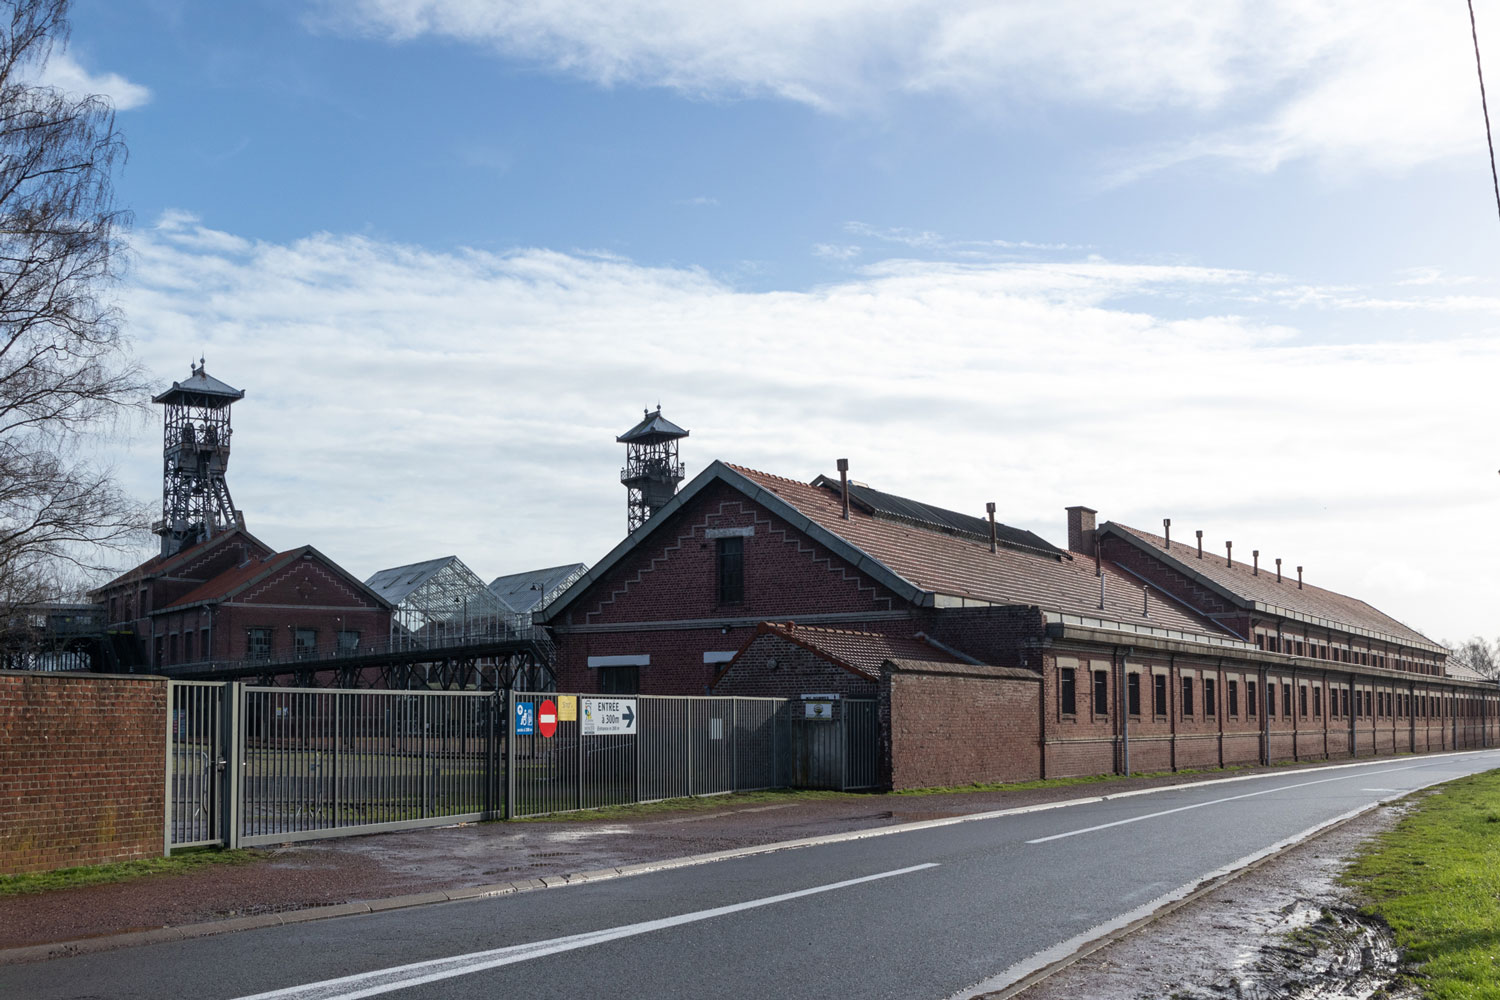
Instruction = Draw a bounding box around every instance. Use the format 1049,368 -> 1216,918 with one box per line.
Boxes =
557,695 -> 577,722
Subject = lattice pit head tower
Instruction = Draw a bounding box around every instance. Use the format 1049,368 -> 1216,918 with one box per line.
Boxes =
617,407 -> 688,533
151,359 -> 246,557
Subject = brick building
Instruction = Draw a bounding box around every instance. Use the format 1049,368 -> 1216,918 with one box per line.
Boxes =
91,527 -> 390,671
541,461 -> 1499,788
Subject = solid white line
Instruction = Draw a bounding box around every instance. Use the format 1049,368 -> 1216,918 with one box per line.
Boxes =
950,762 -> 1478,1000
1025,764 -> 1425,844
231,863 -> 940,1000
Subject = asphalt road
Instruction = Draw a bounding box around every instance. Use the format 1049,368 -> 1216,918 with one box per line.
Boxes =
10,750 -> 1500,1000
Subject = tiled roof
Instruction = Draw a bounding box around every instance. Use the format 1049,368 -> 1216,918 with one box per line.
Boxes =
92,527 -> 269,593
731,466 -> 1224,635
753,622 -> 964,681
161,549 -> 306,611
1105,524 -> 1439,649
811,477 -> 1060,555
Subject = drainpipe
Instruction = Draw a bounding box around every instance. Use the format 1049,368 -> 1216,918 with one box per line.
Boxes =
1118,646 -> 1131,777
1258,663 -> 1269,765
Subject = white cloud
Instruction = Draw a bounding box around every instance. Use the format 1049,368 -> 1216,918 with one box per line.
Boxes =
35,51 -> 151,110
314,0 -> 1491,175
115,214 -> 1500,644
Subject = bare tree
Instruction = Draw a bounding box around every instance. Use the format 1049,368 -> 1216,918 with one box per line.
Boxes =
0,0 -> 148,623
1444,636 -> 1500,678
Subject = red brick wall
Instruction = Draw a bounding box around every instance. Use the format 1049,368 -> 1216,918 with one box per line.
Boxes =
0,672 -> 166,875
712,635 -> 878,699
553,482 -> 907,693
882,664 -> 1041,789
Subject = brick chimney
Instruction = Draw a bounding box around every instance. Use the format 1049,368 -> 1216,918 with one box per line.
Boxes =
1066,506 -> 1097,554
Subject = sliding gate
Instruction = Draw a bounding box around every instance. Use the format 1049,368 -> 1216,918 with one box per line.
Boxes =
168,684 -> 882,848
167,682 -> 503,851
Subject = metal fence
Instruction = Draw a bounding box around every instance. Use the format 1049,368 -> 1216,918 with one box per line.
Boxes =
167,683 -> 880,849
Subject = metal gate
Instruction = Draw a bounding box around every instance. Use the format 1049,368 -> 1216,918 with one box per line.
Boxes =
168,684 -> 883,845
785,699 -> 879,790
167,682 -> 504,851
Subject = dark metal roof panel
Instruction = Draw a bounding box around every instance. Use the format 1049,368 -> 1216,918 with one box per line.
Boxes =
151,367 -> 245,405
816,478 -> 1061,556
616,408 -> 689,444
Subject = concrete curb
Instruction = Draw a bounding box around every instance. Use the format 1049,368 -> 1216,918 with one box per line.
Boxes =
3,749 -> 1490,967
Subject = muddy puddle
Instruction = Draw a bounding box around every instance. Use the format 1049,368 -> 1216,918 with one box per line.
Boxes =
1012,805 -> 1419,1000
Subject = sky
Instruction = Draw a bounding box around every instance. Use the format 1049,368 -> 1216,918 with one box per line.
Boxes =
51,0 -> 1500,644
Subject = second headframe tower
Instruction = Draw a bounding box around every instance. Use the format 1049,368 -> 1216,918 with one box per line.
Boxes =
152,359 -> 245,557
618,406 -> 688,533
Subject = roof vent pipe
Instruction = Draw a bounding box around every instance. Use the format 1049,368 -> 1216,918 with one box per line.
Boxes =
1276,557 -> 1282,583
1297,565 -> 1304,589
1196,530 -> 1203,559
836,458 -> 850,520
986,502 -> 997,553
1094,539 -> 1102,576
1163,518 -> 1171,549
1099,572 -> 1106,609
1226,540 -> 1233,568
1253,550 -> 1259,576
1142,584 -> 1150,617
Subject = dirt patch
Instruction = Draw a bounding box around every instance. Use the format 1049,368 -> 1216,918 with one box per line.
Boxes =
1010,804 -> 1420,1000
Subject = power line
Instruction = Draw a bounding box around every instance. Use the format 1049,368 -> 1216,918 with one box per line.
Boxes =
1469,0 -> 1500,223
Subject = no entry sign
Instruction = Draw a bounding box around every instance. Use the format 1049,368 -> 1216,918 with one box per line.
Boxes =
538,699 -> 558,738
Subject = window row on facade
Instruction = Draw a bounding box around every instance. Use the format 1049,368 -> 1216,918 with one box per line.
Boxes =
1057,664 -> 1495,724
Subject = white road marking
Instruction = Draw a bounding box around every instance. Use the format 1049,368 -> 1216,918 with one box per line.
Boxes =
954,760 -> 1488,999
231,863 -> 940,1000
1025,764 -> 1424,844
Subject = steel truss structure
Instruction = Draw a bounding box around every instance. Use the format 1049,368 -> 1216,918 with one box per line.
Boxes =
152,361 -> 245,557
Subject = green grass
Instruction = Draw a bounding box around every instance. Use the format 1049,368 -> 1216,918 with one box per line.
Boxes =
1343,770 -> 1500,999
0,848 -> 261,896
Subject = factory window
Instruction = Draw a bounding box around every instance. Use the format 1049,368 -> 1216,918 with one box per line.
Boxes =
247,627 -> 271,661
1228,679 -> 1239,717
295,628 -> 317,660
1060,668 -> 1076,716
338,630 -> 360,653
1204,678 -> 1217,717
1283,683 -> 1293,718
1153,673 -> 1167,717
1182,676 -> 1194,717
717,537 -> 744,605
1299,685 -> 1308,717
184,630 -> 194,663
599,666 -> 639,694
1247,680 -> 1257,717
1267,684 -> 1276,717
1127,673 -> 1141,716
1093,669 -> 1108,716
1314,687 -> 1322,717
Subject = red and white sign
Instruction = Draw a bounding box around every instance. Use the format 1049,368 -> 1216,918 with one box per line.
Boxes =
538,699 -> 558,738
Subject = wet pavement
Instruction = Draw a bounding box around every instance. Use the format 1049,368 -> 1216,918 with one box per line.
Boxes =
1012,801 -> 1419,1000
0,762 -> 1425,982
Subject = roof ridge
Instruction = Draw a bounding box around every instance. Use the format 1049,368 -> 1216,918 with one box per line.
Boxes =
726,464 -> 817,489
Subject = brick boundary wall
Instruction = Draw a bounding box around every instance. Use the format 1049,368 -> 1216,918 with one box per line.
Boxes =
880,659 -> 1042,790
0,671 -> 167,875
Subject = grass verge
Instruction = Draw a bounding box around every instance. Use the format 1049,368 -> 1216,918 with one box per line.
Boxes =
1342,770 -> 1500,999
0,848 -> 261,896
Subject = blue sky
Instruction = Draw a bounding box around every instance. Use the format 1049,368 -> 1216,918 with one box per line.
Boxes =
49,0 -> 1500,643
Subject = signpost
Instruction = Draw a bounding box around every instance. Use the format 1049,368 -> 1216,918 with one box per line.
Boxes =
538,699 -> 557,738
515,701 -> 534,735
581,698 -> 637,736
